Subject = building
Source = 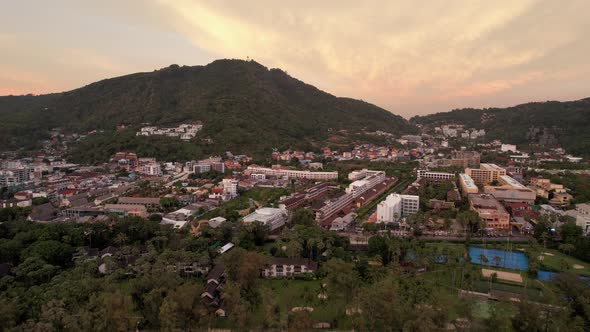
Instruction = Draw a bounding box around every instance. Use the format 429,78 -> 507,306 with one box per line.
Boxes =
262,257 -> 317,278
243,207 -> 288,232
104,204 -> 148,218
575,204 -> 590,232
417,170 -> 455,182
376,193 -> 419,223
117,197 -> 161,208
549,192 -> 573,208
465,163 -> 506,186
193,163 -> 211,174
376,193 -> 401,223
468,194 -> 510,231
201,265 -> 225,308
112,152 -> 138,170
348,169 -> 383,181
247,165 -> 338,180
501,144 -> 518,153
459,173 -> 479,196
451,151 -> 481,168
193,160 -> 225,174
208,216 -> 227,228
401,195 -> 420,217
346,171 -> 386,198
222,178 -> 238,201
140,162 -> 162,176
278,182 -> 334,210
483,175 -> 536,204
313,192 -> 353,223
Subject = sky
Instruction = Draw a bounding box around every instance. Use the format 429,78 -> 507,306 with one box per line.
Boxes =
1,0 -> 589,117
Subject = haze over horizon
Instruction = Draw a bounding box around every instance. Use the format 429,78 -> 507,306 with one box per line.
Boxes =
2,0 -> 590,117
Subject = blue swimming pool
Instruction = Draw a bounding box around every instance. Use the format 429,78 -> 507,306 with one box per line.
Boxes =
537,270 -> 557,281
469,247 -> 529,271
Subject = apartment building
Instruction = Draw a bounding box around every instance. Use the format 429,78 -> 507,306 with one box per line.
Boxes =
140,162 -> 162,176
222,178 -> 238,201
376,193 -> 420,223
465,163 -> 506,186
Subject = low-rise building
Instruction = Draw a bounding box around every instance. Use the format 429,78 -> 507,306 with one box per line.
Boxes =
246,165 -> 338,180
575,204 -> 590,232
346,171 -> 386,198
483,175 -> 536,204
417,170 -> 455,182
262,257 -> 317,278
117,197 -> 161,208
468,194 -> 510,231
104,204 -> 148,218
459,173 -> 478,196
243,207 -> 288,232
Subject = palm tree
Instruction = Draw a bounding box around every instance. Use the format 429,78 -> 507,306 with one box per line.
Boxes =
540,232 -> 550,250
492,255 -> 502,267
558,243 -> 575,256
479,254 -> 489,266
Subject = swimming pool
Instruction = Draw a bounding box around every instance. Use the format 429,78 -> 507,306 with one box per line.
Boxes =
469,247 -> 529,271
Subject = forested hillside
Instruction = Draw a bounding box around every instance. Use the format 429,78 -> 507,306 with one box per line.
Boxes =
0,59 -> 416,161
411,98 -> 590,156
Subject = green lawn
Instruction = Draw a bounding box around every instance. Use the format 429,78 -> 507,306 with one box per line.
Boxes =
260,279 -> 348,323
536,248 -> 590,276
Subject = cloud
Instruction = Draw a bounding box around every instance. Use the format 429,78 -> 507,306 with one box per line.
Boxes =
1,0 -> 590,116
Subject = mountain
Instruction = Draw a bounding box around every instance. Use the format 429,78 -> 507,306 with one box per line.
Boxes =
0,59 -> 415,162
411,98 -> 590,157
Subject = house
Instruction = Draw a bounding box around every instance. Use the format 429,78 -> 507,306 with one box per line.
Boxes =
28,203 -> 59,222
208,216 -> 227,228
549,192 -> 573,208
218,242 -> 234,254
201,265 -> 225,308
262,257 -> 318,278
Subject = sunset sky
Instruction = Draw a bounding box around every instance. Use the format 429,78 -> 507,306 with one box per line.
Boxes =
2,0 -> 589,117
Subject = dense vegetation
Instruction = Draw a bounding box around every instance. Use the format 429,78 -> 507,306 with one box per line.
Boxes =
0,59 -> 416,162
411,98 -> 590,156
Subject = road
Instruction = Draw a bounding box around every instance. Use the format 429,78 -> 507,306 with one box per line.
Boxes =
164,171 -> 190,187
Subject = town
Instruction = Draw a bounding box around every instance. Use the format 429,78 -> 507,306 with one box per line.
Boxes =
2,120 -> 590,330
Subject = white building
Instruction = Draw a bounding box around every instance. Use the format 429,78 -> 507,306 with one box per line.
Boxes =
376,193 -> 420,223
243,207 -> 288,231
246,166 -> 337,180
140,163 -> 162,176
377,193 -> 402,223
459,173 -> 479,196
348,169 -> 383,181
575,204 -> 590,232
346,171 -> 386,198
222,178 -> 238,201
501,144 -> 518,153
417,170 -> 455,182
